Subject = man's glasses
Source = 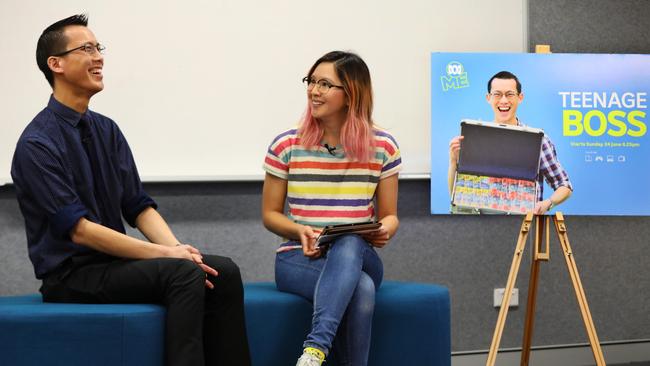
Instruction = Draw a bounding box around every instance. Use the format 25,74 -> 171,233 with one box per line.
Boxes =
302,77 -> 344,94
52,43 -> 106,57
489,91 -> 519,100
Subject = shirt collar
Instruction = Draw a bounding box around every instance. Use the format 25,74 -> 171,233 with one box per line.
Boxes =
515,117 -> 525,127
47,95 -> 92,128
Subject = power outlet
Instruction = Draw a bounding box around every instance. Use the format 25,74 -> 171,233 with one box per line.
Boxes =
493,288 -> 519,308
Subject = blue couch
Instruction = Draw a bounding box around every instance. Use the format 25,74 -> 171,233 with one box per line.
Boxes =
0,281 -> 450,366
0,295 -> 164,365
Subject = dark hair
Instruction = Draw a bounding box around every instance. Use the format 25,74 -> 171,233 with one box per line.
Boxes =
36,14 -> 88,87
487,71 -> 521,93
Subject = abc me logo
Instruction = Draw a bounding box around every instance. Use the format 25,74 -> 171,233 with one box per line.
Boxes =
441,61 -> 469,91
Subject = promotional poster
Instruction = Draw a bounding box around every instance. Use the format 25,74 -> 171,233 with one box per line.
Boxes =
431,53 -> 650,215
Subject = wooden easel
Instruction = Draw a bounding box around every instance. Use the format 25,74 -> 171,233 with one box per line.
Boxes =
485,212 -> 606,366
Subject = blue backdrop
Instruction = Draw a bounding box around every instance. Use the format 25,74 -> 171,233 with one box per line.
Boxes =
430,53 -> 650,215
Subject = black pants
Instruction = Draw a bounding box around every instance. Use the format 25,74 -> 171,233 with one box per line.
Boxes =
41,253 -> 251,366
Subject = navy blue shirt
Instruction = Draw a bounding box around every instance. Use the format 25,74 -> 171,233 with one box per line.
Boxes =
11,95 -> 157,278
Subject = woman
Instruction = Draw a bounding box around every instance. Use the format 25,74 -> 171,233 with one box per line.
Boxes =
262,51 -> 401,366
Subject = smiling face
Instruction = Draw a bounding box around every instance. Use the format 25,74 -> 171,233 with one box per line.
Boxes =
51,25 -> 104,98
308,62 -> 348,125
487,78 -> 523,125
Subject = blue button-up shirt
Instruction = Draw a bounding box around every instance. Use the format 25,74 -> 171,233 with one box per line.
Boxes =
11,96 -> 156,278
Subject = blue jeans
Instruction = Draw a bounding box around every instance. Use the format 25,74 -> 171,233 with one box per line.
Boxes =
275,234 -> 383,366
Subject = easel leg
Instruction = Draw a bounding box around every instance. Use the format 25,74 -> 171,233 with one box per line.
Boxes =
486,213 -> 533,366
553,213 -> 607,366
520,216 -> 548,365
487,213 -> 606,366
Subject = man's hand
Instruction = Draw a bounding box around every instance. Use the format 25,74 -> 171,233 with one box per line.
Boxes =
449,135 -> 464,164
533,199 -> 553,215
448,135 -> 465,195
167,244 -> 219,289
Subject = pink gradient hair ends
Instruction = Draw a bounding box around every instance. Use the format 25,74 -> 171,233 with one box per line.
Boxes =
298,74 -> 374,162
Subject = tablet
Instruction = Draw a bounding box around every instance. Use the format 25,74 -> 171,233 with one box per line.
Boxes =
315,222 -> 382,247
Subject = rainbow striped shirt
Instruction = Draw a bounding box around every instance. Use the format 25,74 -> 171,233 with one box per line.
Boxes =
263,128 -> 401,229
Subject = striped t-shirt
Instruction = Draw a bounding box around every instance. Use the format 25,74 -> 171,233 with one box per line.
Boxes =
263,128 -> 402,229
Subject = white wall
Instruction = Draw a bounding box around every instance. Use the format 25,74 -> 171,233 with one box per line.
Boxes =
0,0 -> 526,183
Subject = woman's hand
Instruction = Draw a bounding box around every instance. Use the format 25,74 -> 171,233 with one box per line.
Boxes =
362,227 -> 390,248
371,174 -> 399,249
298,225 -> 321,258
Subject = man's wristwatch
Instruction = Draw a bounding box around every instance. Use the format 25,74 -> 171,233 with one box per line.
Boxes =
547,200 -> 555,210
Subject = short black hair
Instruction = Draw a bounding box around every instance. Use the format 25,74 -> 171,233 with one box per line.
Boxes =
487,71 -> 522,94
36,14 -> 88,87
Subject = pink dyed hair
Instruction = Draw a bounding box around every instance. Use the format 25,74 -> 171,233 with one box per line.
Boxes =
298,51 -> 374,162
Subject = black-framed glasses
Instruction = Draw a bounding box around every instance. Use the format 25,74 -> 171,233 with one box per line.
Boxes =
302,76 -> 344,94
489,91 -> 519,100
52,42 -> 106,57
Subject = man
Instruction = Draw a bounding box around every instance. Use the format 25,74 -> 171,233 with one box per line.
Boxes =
11,14 -> 251,366
448,71 -> 572,214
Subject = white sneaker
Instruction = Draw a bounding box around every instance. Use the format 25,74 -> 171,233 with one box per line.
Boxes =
296,352 -> 324,366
